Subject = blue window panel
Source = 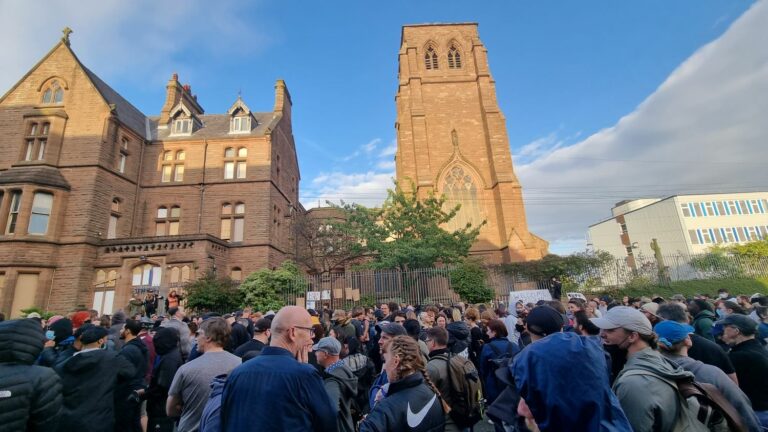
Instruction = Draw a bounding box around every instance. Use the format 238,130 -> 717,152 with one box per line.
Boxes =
746,201 -> 754,214
758,200 -> 765,213
733,227 -> 740,242
711,202 -> 719,216
699,203 -> 707,216
720,228 -> 727,242
708,229 -> 715,241
736,202 -> 743,215
723,202 -> 731,215
689,203 -> 696,217
696,230 -> 704,244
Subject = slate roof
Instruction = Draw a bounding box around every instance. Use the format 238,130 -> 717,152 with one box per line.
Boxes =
0,166 -> 71,190
149,112 -> 279,141
82,66 -> 149,140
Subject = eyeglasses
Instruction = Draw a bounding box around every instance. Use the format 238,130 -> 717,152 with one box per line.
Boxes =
294,325 -> 314,334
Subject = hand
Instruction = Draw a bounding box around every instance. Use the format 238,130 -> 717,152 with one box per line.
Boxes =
44,340 -> 55,348
296,344 -> 309,363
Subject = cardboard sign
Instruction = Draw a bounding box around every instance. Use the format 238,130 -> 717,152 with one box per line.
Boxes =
307,291 -> 321,301
567,292 -> 587,300
295,297 -> 305,308
509,289 -> 551,306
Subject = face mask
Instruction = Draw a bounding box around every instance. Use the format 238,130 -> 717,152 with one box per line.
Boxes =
45,330 -> 56,341
719,293 -> 728,299
716,309 -> 726,318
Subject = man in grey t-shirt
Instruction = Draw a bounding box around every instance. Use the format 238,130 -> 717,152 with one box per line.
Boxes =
168,317 -> 241,432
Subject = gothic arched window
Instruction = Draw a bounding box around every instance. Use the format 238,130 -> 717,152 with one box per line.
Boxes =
442,166 -> 481,231
447,44 -> 462,69
41,80 -> 64,104
424,46 -> 438,70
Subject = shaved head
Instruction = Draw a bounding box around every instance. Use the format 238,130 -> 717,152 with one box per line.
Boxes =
271,306 -> 312,335
269,306 -> 314,362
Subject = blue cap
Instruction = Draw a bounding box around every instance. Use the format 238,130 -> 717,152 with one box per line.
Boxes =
654,320 -> 694,348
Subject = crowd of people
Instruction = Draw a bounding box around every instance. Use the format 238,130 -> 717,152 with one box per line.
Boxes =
1,286 -> 767,432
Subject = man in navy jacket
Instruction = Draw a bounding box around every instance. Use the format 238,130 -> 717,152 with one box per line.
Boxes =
220,306 -> 337,432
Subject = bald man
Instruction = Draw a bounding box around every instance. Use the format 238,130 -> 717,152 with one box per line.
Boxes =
220,306 -> 337,432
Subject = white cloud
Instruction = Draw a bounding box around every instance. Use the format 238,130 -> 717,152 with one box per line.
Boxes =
362,138 -> 381,154
517,1 -> 768,254
301,170 -> 394,209
378,140 -> 397,157
376,160 -> 396,170
0,0 -> 269,97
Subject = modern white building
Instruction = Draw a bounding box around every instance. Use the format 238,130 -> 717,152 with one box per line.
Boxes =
588,192 -> 768,261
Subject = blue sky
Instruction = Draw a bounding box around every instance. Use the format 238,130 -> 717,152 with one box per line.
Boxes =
1,0 -> 765,254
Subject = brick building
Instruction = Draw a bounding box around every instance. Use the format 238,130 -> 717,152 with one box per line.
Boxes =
0,32 -> 300,317
395,24 -> 548,263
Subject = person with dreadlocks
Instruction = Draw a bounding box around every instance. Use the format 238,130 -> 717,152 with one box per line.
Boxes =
359,335 -> 446,432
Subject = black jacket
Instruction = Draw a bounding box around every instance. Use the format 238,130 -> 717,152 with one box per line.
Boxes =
324,364 -> 358,432
359,372 -> 445,432
0,319 -> 62,432
117,337 -> 149,392
54,348 -> 135,431
227,322 -> 250,352
729,338 -> 768,411
145,327 -> 182,420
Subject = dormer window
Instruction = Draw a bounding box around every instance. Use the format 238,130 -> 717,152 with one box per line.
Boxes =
230,115 -> 251,133
172,118 -> 192,135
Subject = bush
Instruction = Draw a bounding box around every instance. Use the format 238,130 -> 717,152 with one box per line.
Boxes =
184,272 -> 243,314
239,260 -> 307,313
450,259 -> 494,304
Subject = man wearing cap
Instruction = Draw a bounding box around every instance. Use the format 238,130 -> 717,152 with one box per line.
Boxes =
655,320 -> 762,432
55,324 -> 136,431
525,305 -> 565,342
314,337 -> 357,432
720,314 -> 768,427
592,306 -> 701,432
640,302 -> 662,326
368,322 -> 408,410
234,317 -> 271,358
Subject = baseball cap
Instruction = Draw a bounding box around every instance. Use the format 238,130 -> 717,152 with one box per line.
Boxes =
641,302 -> 660,317
591,306 -> 653,335
80,326 -> 109,344
654,320 -> 694,347
312,336 -> 341,355
525,305 -> 564,337
671,294 -> 686,302
27,312 -> 42,319
253,318 -> 271,333
717,314 -> 758,335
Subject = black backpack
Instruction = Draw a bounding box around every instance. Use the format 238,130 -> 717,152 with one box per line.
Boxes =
440,353 -> 483,429
488,340 -> 517,370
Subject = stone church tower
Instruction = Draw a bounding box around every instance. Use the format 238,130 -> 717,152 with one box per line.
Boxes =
395,23 -> 548,263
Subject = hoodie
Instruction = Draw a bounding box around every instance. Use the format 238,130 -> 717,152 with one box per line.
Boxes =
145,327 -> 182,420
0,319 -> 62,432
613,347 -> 698,432
513,332 -> 632,432
38,318 -> 77,368
662,353 -> 763,432
199,374 -> 228,432
446,321 -> 470,356
692,310 -> 717,341
324,363 -> 358,432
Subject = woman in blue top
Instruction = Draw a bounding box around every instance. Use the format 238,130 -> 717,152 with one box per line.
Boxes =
479,319 -> 519,405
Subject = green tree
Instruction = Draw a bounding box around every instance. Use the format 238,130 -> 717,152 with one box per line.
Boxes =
450,259 -> 494,304
184,271 -> 243,314
337,182 -> 483,271
239,260 -> 307,313
689,246 -> 744,278
501,250 -> 614,289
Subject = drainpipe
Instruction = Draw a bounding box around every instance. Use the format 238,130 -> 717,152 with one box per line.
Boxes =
197,139 -> 208,233
45,268 -> 56,313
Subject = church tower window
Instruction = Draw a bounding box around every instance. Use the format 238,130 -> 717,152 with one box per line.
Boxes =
442,166 -> 481,232
424,46 -> 439,70
41,80 -> 64,104
448,44 -> 462,69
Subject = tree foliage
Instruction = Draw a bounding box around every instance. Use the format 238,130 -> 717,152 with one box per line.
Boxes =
184,271 -> 243,314
239,260 -> 307,313
501,250 -> 614,282
335,182 -> 483,270
450,259 -> 494,304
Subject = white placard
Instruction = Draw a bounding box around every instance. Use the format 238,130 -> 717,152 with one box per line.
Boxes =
509,289 -> 551,306
307,291 -> 321,301
567,292 -> 587,300
321,290 -> 331,300
306,301 -> 316,310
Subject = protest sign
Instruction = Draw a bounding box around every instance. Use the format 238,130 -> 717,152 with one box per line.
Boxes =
307,291 -> 321,301
509,289 -> 551,306
567,292 -> 587,300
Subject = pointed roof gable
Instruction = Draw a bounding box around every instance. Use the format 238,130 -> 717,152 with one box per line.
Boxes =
227,96 -> 252,116
0,30 -> 149,140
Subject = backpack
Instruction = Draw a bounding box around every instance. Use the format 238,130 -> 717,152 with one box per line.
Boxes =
488,340 -> 517,369
439,353 -> 483,428
622,370 -> 747,432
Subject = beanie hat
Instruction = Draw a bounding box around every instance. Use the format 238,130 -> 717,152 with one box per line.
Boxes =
526,305 -> 564,337
49,318 -> 73,344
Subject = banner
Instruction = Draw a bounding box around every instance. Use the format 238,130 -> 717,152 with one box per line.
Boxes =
509,289 -> 551,306
567,292 -> 587,300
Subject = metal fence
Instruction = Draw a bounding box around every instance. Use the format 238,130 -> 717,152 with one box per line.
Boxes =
276,253 -> 768,308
